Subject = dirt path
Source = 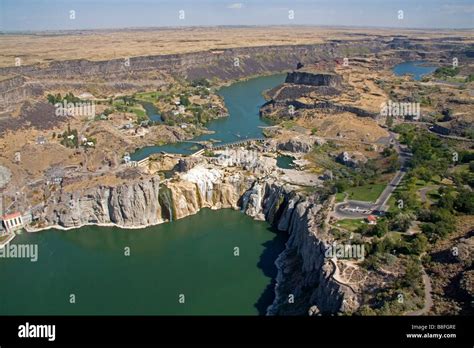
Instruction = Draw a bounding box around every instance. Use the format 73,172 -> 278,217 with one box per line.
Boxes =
406,267 -> 433,316
418,185 -> 439,204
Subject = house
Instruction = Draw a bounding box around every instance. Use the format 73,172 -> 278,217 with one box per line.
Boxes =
366,215 -> 377,225
1,212 -> 24,233
123,153 -> 131,164
52,177 -> 63,185
36,136 -> 46,145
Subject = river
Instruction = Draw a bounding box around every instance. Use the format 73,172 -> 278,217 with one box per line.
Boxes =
0,73 -> 289,315
392,61 -> 437,81
0,209 -> 286,315
131,73 -> 286,160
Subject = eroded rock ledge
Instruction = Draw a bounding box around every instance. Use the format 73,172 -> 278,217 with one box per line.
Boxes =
33,161 -> 357,315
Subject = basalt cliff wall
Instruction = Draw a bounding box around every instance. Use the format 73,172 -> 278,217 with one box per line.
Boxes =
0,41 -> 385,109
35,166 -> 356,315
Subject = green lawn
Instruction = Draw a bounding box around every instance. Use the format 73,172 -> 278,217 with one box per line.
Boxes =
386,195 -> 401,213
135,91 -> 162,102
131,107 -> 146,118
345,183 -> 386,202
335,192 -> 346,203
335,219 -> 365,232
452,164 -> 469,173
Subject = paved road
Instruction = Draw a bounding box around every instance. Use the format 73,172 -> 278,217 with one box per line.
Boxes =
334,132 -> 411,219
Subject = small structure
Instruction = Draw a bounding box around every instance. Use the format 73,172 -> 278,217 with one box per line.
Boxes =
78,92 -> 94,100
123,153 -> 131,164
36,136 -> 47,145
45,167 -> 65,186
1,212 -> 23,233
366,215 -> 377,225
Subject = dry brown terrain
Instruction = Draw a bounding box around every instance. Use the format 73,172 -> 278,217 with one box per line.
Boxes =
2,26 -> 474,68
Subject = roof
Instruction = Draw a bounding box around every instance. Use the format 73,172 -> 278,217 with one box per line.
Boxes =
367,215 -> 377,221
1,212 -> 21,220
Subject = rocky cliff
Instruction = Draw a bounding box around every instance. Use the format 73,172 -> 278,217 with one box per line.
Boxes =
0,41 -> 384,109
37,163 -> 355,315
285,71 -> 342,88
242,180 -> 357,315
260,99 -> 378,120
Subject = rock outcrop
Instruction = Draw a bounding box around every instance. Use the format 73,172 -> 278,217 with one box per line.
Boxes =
277,137 -> 314,153
285,71 -> 342,88
242,180 -> 358,315
1,41 -> 385,109
37,164 -> 356,315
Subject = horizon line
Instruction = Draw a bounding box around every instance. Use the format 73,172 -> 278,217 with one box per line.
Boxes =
2,24 -> 474,35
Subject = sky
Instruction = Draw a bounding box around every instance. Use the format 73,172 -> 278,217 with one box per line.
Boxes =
0,0 -> 473,31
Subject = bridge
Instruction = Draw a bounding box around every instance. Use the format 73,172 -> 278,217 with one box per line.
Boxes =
210,137 -> 265,150
190,138 -> 265,156
130,137 -> 266,162
190,137 -> 265,156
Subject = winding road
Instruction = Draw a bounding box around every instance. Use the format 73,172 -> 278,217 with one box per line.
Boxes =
334,132 -> 411,219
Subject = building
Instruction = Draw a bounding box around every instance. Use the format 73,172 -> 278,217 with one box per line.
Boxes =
36,136 -> 47,145
1,212 -> 24,232
366,215 -> 377,225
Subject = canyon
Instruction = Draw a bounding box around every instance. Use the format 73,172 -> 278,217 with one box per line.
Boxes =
1,28 -> 472,316
30,156 -> 355,315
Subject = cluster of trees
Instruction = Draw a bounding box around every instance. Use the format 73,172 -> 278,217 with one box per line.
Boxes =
418,186 -> 474,241
58,125 -> 79,148
358,257 -> 424,315
333,159 -> 380,193
47,92 -> 81,105
433,66 -> 460,78
382,145 -> 400,173
190,78 -> 211,88
395,125 -> 453,181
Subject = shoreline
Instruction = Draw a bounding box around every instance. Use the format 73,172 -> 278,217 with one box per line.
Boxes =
23,205 -> 244,234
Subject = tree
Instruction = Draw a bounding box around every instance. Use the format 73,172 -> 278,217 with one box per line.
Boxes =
389,212 -> 415,232
409,234 -> 428,255
454,189 -> 474,214
179,95 -> 190,106
387,154 -> 400,173
372,219 -> 389,237
401,259 -> 422,288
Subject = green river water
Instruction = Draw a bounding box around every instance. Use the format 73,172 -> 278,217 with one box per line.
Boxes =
0,74 -> 289,315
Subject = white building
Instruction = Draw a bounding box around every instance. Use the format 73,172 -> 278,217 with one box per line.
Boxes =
1,212 -> 23,233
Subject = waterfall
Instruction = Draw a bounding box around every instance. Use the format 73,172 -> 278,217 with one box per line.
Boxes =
158,186 -> 174,222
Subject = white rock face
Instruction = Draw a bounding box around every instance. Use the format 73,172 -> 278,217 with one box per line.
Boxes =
242,182 -> 265,220
182,165 -> 223,203
38,162 -> 355,316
